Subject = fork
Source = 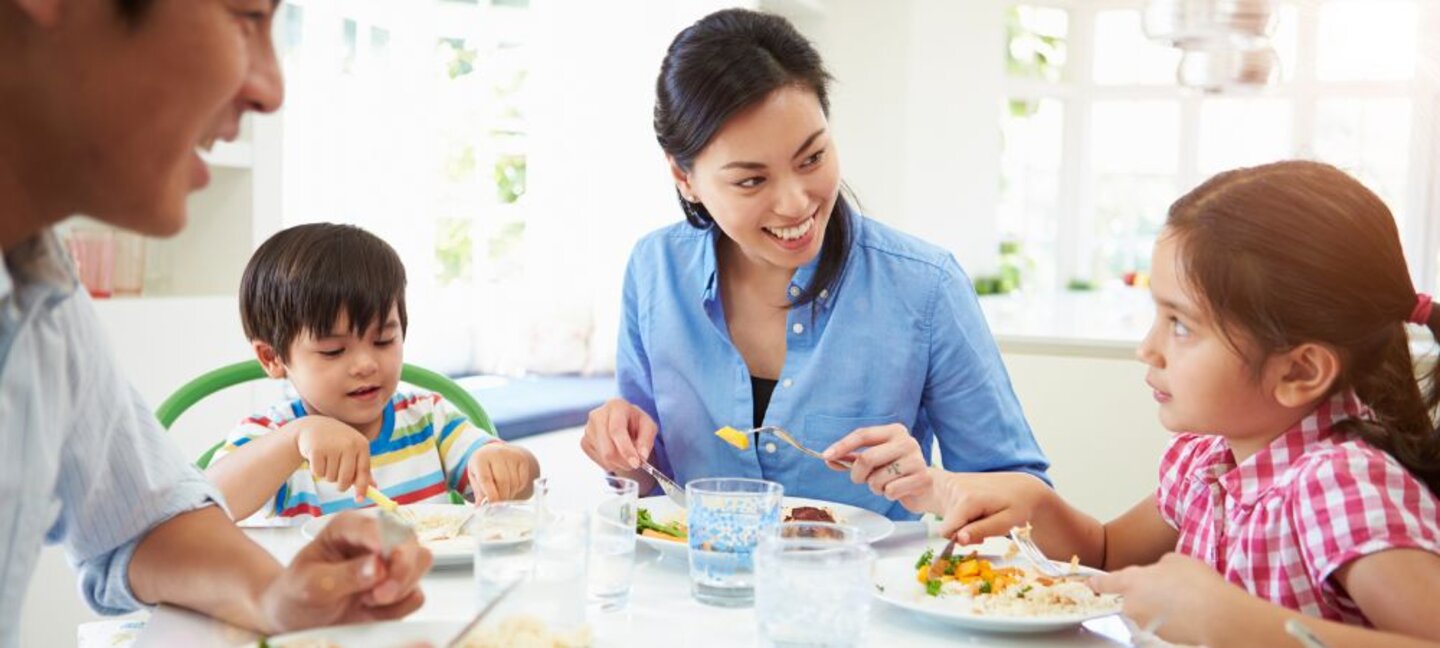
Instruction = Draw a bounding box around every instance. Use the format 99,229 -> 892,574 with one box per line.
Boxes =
443,579 -> 522,648
1007,525 -> 1082,579
637,459 -> 687,508
742,426 -> 855,469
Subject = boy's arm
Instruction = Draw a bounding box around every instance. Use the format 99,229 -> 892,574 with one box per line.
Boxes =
205,421 -> 305,520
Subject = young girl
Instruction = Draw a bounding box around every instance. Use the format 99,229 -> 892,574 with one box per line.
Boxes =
917,160 -> 1440,646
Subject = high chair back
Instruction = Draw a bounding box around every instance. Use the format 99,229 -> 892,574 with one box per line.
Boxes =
155,359 -> 496,468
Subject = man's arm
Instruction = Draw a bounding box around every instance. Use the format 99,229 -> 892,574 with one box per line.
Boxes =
126,506 -> 283,632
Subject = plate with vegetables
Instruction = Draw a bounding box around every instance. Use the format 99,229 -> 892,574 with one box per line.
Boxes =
634,494 -> 894,559
871,543 -> 1120,633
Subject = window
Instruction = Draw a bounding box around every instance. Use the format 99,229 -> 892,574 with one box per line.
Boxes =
999,0 -> 1438,292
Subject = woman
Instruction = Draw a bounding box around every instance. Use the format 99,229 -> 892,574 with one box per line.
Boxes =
581,8 -> 1049,519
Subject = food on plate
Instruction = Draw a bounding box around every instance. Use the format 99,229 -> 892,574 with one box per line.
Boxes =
638,504 -> 849,543
784,505 -> 837,523
912,547 -> 1120,617
636,507 -> 687,542
714,426 -> 751,450
410,510 -> 470,543
461,615 -> 593,648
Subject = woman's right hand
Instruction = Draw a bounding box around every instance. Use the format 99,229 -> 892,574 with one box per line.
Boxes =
295,417 -> 375,500
580,398 -> 659,472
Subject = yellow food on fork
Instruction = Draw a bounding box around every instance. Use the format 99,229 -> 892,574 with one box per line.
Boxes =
366,485 -> 400,512
714,426 -> 751,450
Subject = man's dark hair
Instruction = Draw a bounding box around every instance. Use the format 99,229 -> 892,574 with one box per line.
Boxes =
240,223 -> 408,362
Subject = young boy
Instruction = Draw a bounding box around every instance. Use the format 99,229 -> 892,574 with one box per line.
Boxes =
206,223 -> 539,522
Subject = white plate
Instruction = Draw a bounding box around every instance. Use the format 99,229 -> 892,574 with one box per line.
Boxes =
871,552 -> 1120,634
634,495 -> 896,559
300,504 -> 528,568
261,619 -> 461,647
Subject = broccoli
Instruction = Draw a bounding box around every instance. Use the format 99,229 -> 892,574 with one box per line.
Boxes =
636,508 -> 686,539
925,579 -> 943,597
915,548 -> 935,569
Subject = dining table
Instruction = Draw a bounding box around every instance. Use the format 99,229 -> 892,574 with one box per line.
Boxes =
128,515 -> 1148,647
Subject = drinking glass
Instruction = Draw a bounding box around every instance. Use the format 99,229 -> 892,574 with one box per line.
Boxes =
685,477 -> 783,607
588,475 -> 638,610
755,522 -> 875,647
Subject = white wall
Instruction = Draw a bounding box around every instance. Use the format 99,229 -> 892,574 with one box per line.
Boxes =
810,0 -> 1004,276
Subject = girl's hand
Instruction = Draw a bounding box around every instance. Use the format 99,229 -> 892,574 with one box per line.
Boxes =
466,443 -> 541,502
1089,552 -> 1244,646
580,398 -> 659,472
296,417 -> 374,500
822,424 -> 933,508
932,471 -> 1053,543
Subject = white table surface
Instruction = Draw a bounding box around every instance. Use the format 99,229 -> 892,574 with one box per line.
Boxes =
133,520 -> 1143,648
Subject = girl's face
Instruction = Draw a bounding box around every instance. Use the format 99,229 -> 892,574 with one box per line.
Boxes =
1137,234 -> 1295,445
673,84 -> 841,273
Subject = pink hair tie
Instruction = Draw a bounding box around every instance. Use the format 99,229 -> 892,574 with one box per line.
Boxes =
1410,293 -> 1434,325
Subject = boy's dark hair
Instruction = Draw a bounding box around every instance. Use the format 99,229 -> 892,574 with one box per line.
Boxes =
654,8 -> 853,310
240,223 -> 408,362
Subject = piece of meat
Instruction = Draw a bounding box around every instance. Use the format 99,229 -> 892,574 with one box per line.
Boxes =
784,506 -> 836,523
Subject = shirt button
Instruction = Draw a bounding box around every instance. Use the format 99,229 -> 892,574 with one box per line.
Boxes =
781,378 -> 793,388
792,323 -> 804,335
819,289 -> 829,299
765,442 -> 778,454
789,286 -> 800,297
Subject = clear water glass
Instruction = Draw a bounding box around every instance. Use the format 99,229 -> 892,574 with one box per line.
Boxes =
686,477 -> 783,607
755,522 -> 875,647
588,475 -> 638,611
470,500 -> 538,606
518,509 -> 591,634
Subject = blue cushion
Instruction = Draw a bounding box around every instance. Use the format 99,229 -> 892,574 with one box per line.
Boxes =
455,374 -> 616,440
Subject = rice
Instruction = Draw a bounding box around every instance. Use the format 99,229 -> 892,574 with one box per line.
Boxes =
932,578 -> 1120,618
460,616 -> 592,648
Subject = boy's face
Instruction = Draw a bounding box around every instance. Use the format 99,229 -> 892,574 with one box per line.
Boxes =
263,306 -> 404,436
14,0 -> 283,236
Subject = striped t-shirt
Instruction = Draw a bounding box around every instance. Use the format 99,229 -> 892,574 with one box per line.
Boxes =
211,391 -> 499,522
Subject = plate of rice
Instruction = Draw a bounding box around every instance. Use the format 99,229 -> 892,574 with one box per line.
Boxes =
301,504 -> 531,568
260,616 -> 591,648
871,544 -> 1122,633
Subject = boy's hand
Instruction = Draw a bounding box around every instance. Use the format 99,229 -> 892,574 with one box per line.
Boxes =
466,443 -> 540,503
296,417 -> 375,501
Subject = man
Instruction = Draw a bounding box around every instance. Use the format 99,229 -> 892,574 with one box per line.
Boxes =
0,1 -> 431,645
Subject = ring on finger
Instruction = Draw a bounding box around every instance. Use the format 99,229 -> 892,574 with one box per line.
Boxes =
886,460 -> 902,477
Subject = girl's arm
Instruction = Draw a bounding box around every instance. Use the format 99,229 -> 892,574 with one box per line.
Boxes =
934,472 -> 1176,570
205,421 -> 305,520
1335,548 -> 1440,641
1095,552 -> 1440,648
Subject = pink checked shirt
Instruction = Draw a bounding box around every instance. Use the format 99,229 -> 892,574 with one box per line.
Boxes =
1157,390 -> 1440,624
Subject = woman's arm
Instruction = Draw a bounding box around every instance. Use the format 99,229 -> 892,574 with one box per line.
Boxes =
205,421 -> 304,520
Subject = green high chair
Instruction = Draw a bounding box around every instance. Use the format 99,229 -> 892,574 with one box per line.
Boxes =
155,360 -> 496,469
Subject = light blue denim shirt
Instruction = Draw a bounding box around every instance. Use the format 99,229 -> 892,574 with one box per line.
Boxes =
618,213 -> 1050,520
0,231 -> 221,647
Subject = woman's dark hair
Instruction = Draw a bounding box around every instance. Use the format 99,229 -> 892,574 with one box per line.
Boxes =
1166,160 -> 1440,495
654,8 -> 851,309
240,223 -> 408,362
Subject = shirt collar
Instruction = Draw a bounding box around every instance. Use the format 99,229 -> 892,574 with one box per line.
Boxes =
1216,389 -> 1370,506
0,228 -> 79,302
698,210 -> 858,311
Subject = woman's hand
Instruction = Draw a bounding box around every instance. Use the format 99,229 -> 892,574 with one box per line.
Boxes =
822,424 -> 932,508
580,398 -> 659,472
1089,552 -> 1247,646
296,417 -> 374,500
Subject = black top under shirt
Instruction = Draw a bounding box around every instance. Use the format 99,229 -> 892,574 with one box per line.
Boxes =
751,376 -> 778,429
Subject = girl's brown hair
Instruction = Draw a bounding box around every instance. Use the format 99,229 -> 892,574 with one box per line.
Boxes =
1166,160 -> 1440,495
